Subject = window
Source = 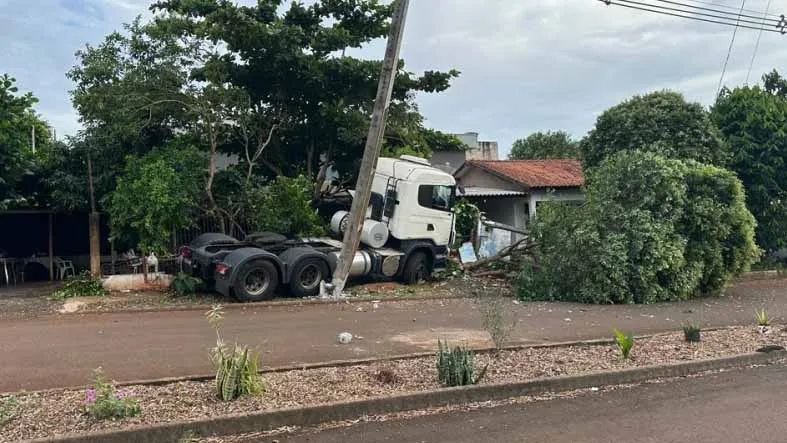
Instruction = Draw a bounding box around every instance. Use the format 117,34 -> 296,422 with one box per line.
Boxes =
418,185 -> 454,212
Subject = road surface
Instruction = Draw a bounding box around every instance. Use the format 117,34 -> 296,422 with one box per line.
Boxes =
0,278 -> 785,392
280,362 -> 787,443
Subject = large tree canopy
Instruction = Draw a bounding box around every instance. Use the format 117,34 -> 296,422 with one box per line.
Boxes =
712,70 -> 787,251
519,150 -> 758,304
580,90 -> 728,171
509,130 -> 579,160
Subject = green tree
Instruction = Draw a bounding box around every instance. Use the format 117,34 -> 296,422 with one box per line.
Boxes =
0,74 -> 53,209
519,150 -> 758,304
580,91 -> 728,171
712,72 -> 787,251
509,131 -> 579,160
108,146 -> 204,254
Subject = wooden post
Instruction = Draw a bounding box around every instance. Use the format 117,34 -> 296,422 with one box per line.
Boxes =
48,213 -> 54,281
331,0 -> 410,298
87,145 -> 101,276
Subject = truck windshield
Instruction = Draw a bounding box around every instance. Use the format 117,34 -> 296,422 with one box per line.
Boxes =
418,185 -> 454,212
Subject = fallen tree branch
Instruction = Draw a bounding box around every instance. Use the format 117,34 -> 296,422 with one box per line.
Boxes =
463,237 -> 536,271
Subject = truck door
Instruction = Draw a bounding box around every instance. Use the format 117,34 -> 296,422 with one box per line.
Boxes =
408,184 -> 455,245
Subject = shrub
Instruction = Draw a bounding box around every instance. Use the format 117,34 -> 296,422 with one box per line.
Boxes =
475,296 -> 516,352
207,305 -> 264,401
246,175 -> 325,237
48,271 -> 108,300
84,368 -> 140,420
452,199 -> 481,245
683,324 -> 701,342
518,151 -> 758,304
171,272 -> 203,296
755,309 -> 770,326
0,396 -> 18,425
436,339 -> 487,387
613,329 -> 634,360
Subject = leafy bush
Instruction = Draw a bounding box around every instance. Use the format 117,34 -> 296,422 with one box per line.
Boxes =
755,309 -> 770,326
171,272 -> 203,296
518,151 -> 758,304
436,339 -> 487,387
0,396 -> 18,425
207,305 -> 264,401
613,329 -> 634,360
245,175 -> 325,237
683,324 -> 701,342
48,271 -> 108,300
452,199 -> 481,245
84,368 -> 140,420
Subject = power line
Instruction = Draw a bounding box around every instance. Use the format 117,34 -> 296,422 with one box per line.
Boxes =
668,0 -> 783,19
745,0 -> 774,84
613,0 -> 780,29
601,0 -> 786,33
651,0 -> 782,23
716,0 -> 746,97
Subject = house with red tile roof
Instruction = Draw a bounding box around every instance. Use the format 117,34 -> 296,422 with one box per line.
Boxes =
453,159 -> 585,232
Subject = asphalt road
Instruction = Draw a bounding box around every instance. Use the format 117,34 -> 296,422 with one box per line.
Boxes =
280,362 -> 787,443
1,278 -> 785,392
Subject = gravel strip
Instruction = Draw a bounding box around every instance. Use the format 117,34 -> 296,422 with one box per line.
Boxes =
1,326 -> 784,442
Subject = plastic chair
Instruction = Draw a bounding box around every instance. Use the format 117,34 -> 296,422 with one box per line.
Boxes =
53,257 -> 75,280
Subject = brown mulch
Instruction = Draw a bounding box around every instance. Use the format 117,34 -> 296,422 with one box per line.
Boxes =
1,325 -> 784,442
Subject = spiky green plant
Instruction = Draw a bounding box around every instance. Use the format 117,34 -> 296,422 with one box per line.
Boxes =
613,328 -> 635,360
436,339 -> 487,387
207,305 -> 264,401
682,323 -> 701,342
755,309 -> 770,326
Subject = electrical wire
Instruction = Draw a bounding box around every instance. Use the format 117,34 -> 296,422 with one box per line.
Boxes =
660,0 -> 783,19
650,0 -> 782,23
716,0 -> 746,97
600,0 -> 785,33
745,0 -> 774,84
614,0 -> 778,29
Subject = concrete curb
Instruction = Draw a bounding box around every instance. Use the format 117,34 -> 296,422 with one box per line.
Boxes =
26,350 -> 786,443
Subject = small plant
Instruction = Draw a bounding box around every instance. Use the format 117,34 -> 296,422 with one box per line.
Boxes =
755,309 -> 770,326
171,272 -> 203,296
436,339 -> 487,387
0,396 -> 18,425
682,323 -> 701,342
373,366 -> 400,385
84,368 -> 140,420
207,305 -> 265,401
475,295 -> 517,353
48,271 -> 107,301
613,328 -> 634,360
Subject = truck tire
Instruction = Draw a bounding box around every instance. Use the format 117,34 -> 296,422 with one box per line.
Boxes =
401,251 -> 430,285
289,258 -> 329,298
233,260 -> 279,302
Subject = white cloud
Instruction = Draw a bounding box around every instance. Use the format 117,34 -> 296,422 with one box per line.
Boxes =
2,0 -> 785,157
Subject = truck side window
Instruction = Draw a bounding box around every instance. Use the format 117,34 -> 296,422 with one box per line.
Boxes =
418,185 -> 454,212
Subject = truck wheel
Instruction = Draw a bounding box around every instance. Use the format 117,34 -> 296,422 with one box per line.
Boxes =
402,251 -> 430,285
289,258 -> 329,298
234,260 -> 279,302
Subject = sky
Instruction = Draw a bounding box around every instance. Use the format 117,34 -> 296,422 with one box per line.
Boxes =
1,0 -> 786,158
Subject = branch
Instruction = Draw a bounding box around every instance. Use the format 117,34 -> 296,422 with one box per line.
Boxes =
464,237 -> 536,271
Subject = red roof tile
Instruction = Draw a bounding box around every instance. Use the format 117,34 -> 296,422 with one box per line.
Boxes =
461,160 -> 584,189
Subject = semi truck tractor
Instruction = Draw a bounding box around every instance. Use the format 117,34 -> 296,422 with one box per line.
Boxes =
179,155 -> 457,301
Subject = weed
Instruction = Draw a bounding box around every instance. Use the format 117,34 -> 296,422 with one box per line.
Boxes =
0,396 -> 18,426
613,328 -> 634,360
755,309 -> 770,326
171,272 -> 203,296
474,295 -> 517,353
84,368 -> 140,420
373,366 -> 400,385
207,305 -> 265,401
682,323 -> 701,342
436,339 -> 487,387
48,271 -> 107,301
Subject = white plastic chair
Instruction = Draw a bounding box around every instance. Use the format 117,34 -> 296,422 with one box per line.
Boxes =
53,257 -> 75,280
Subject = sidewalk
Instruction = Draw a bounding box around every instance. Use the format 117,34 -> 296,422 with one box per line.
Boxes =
1,278 -> 785,393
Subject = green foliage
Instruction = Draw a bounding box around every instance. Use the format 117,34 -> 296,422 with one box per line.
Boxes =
712,73 -> 787,251
48,271 -> 108,301
509,131 -> 580,160
436,339 -> 487,387
108,146 -> 203,254
452,199 -> 481,245
84,368 -> 140,420
683,324 -> 701,342
171,272 -> 203,296
581,90 -> 728,171
0,396 -> 18,426
207,305 -> 264,401
245,175 -> 326,237
613,329 -> 634,359
519,151 -> 758,304
755,309 -> 770,326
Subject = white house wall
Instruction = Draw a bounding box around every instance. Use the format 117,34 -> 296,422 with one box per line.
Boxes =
527,188 -> 585,219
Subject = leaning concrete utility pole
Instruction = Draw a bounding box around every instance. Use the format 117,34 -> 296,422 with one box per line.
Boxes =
330,0 -> 410,298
